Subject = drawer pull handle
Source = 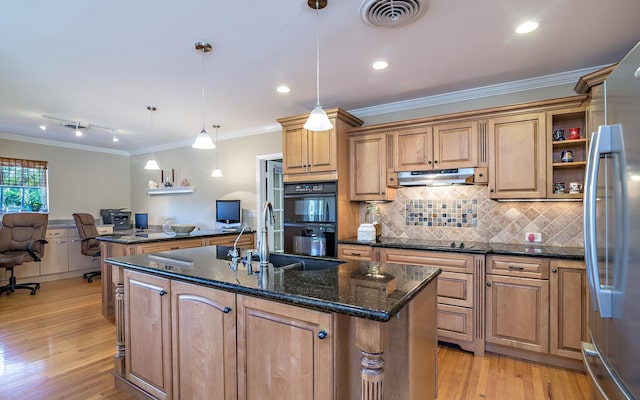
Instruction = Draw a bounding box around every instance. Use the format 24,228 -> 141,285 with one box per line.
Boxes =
317,330 -> 328,340
170,247 -> 179,250
159,290 -> 167,296
350,252 -> 361,256
508,265 -> 524,271
551,268 -> 557,273
223,307 -> 232,314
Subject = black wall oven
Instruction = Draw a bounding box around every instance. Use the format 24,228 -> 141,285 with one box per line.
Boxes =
283,181 -> 337,257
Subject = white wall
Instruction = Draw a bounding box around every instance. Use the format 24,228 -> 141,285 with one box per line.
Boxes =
0,138 -> 131,221
130,131 -> 281,230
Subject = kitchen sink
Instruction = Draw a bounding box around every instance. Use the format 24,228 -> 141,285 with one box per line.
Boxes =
266,253 -> 345,271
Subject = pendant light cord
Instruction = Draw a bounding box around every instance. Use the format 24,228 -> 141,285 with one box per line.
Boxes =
148,106 -> 156,158
315,0 -> 320,107
201,51 -> 206,131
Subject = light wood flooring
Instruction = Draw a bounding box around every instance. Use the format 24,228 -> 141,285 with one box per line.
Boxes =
0,278 -> 591,400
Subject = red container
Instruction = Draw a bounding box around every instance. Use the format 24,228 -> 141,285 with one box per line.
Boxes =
569,127 -> 580,139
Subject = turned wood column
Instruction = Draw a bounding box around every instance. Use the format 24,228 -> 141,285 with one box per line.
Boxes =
111,265 -> 126,375
355,318 -> 388,400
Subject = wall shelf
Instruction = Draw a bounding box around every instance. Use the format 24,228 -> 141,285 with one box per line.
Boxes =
145,187 -> 194,195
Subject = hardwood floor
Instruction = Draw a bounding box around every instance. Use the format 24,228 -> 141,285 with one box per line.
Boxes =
0,278 -> 592,400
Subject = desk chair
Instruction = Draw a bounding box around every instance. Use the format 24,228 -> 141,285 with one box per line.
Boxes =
73,213 -> 101,283
0,213 -> 48,295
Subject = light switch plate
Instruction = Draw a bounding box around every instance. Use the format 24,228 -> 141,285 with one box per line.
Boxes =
525,232 -> 542,243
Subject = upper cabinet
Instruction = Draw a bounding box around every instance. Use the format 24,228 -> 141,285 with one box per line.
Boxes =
278,108 -> 363,183
488,112 -> 547,199
394,121 -> 479,171
349,132 -> 395,202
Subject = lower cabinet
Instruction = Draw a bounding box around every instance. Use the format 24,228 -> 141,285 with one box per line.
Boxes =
123,270 -> 332,400
205,233 -> 255,248
337,243 -> 375,261
379,248 -> 485,355
236,295 -> 334,400
40,229 -> 69,275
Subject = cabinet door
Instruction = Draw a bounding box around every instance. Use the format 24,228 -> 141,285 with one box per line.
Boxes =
486,274 -> 549,353
124,270 -> 172,400
307,126 -> 337,173
434,120 -> 478,169
171,280 -> 237,400
68,235 -> 100,271
394,126 -> 433,171
282,126 -> 309,175
237,295 -> 333,400
488,113 -> 547,199
549,260 -> 588,360
40,229 -> 69,275
349,133 -> 391,201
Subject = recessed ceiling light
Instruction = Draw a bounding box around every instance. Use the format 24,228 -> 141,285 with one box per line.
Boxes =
372,60 -> 389,70
515,21 -> 539,34
277,86 -> 290,94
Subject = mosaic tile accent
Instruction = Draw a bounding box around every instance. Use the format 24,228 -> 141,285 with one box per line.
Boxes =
359,185 -> 584,247
405,199 -> 478,228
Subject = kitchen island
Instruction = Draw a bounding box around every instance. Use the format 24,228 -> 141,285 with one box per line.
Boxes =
97,229 -> 255,317
105,246 -> 440,400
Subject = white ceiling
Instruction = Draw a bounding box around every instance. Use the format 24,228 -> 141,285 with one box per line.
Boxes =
1,0 -> 639,154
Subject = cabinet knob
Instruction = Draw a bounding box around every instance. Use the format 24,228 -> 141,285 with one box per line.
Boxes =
427,160 -> 432,165
486,282 -> 491,287
434,160 -> 439,164
317,330 -> 328,340
159,290 -> 167,296
223,307 -> 232,313
551,268 -> 557,273
389,177 -> 394,181
381,191 -> 385,195
479,172 -> 484,177
490,188 -> 494,193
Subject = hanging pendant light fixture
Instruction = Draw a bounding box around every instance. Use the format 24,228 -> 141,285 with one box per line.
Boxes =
303,0 -> 333,132
211,124 -> 223,177
192,41 -> 216,149
144,106 -> 160,170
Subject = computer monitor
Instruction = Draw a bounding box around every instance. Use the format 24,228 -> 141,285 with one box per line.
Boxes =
216,200 -> 241,226
134,213 -> 149,232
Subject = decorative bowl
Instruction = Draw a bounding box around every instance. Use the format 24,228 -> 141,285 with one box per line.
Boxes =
170,224 -> 196,235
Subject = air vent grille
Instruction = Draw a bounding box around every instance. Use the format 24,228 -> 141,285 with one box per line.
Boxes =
360,0 -> 426,28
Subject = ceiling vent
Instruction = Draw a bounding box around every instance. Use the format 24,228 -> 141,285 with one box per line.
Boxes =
360,0 -> 427,28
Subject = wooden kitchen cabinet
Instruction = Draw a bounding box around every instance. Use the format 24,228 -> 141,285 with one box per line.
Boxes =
135,238 -> 204,254
488,112 -> 547,199
205,233 -> 255,248
549,259 -> 589,360
394,121 -> 478,171
40,229 -> 69,275
547,107 -> 588,199
278,108 -> 363,183
124,270 -> 172,400
171,280 -> 237,400
349,132 -> 395,201
379,248 -> 485,355
236,294 -> 334,400
337,243 -> 375,261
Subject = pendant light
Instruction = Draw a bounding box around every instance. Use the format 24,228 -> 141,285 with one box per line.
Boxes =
192,42 -> 216,149
211,124 -> 223,177
303,0 -> 333,132
144,106 -> 160,170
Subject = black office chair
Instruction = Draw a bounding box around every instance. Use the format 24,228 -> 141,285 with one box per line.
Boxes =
0,213 -> 48,295
73,213 -> 101,283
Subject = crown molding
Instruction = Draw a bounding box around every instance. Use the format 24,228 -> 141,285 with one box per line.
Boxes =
348,65 -> 607,118
0,131 -> 130,156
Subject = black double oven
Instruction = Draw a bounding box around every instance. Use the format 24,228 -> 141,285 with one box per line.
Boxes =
283,181 -> 337,257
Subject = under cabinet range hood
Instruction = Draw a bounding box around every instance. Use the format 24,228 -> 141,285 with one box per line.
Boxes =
397,168 -> 475,186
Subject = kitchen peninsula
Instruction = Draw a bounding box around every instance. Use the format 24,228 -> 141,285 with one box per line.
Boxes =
104,246 -> 440,400
97,229 -> 255,317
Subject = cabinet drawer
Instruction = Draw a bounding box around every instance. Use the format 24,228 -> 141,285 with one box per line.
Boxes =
46,229 -> 68,239
487,255 -> 549,279
437,271 -> 473,308
437,303 -> 473,343
206,234 -> 254,248
337,244 -> 374,261
137,238 -> 204,254
97,226 -> 114,235
381,248 -> 474,273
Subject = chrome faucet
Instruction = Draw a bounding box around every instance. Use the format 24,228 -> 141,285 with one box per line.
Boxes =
258,201 -> 275,270
227,224 -> 251,268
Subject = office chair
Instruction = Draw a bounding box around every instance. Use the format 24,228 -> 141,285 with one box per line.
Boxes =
72,213 -> 101,283
0,213 -> 48,295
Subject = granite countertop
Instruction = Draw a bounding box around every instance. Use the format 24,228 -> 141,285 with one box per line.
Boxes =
339,237 -> 585,260
96,228 -> 253,244
104,246 -> 441,322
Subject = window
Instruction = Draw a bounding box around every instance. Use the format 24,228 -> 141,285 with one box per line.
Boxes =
0,157 -> 48,213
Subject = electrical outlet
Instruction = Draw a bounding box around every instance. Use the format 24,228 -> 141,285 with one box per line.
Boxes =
525,232 -> 542,243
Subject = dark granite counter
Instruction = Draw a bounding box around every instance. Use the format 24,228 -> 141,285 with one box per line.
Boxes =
104,246 -> 441,322
97,228 -> 251,245
338,237 -> 585,260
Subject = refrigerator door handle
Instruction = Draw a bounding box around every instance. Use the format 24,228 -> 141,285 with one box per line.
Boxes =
582,342 -> 612,400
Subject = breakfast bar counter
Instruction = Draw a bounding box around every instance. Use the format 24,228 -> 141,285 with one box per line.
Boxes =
97,229 -> 255,317
105,246 -> 441,399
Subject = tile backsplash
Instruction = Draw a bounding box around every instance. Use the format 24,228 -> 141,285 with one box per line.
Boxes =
360,185 -> 584,247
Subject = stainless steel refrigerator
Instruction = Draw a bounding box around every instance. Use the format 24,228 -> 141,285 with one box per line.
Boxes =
583,41 -> 640,400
